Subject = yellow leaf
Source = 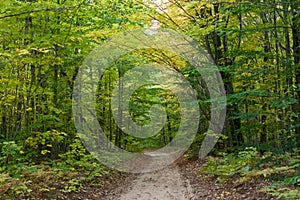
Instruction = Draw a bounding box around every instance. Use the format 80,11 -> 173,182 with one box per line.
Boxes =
41,150 -> 50,155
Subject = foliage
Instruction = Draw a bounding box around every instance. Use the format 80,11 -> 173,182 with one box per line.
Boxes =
201,147 -> 258,182
259,153 -> 300,199
0,138 -> 111,198
262,187 -> 300,200
25,130 -> 68,159
201,148 -> 300,198
0,141 -> 23,166
0,0 -> 299,198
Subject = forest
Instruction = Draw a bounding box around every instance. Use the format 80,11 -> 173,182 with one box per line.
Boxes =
0,0 -> 299,199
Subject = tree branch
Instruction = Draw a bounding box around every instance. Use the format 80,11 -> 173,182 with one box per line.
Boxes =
0,6 -> 77,20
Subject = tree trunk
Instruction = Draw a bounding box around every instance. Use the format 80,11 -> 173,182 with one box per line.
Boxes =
292,2 -> 300,135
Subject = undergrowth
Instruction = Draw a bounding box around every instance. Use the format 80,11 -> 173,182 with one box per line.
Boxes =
201,147 -> 300,199
0,136 -> 113,199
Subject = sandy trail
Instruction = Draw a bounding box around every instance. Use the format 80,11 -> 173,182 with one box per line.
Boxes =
106,152 -> 194,200
117,165 -> 193,200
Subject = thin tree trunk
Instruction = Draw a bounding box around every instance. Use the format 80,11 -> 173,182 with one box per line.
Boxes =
291,2 -> 300,135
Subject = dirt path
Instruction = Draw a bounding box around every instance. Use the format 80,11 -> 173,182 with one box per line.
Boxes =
102,155 -> 276,200
117,165 -> 193,200
105,152 -> 194,200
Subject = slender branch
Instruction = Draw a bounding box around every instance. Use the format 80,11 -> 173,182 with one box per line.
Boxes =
0,6 -> 77,20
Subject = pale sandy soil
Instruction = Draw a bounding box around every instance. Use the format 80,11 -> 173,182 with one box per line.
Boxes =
117,165 -> 193,200
105,151 -> 194,200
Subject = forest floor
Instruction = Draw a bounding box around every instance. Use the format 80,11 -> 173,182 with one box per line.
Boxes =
1,154 -> 286,199
99,156 -> 278,200
104,164 -> 192,200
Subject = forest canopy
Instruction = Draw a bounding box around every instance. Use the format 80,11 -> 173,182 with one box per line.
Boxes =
0,0 -> 299,199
